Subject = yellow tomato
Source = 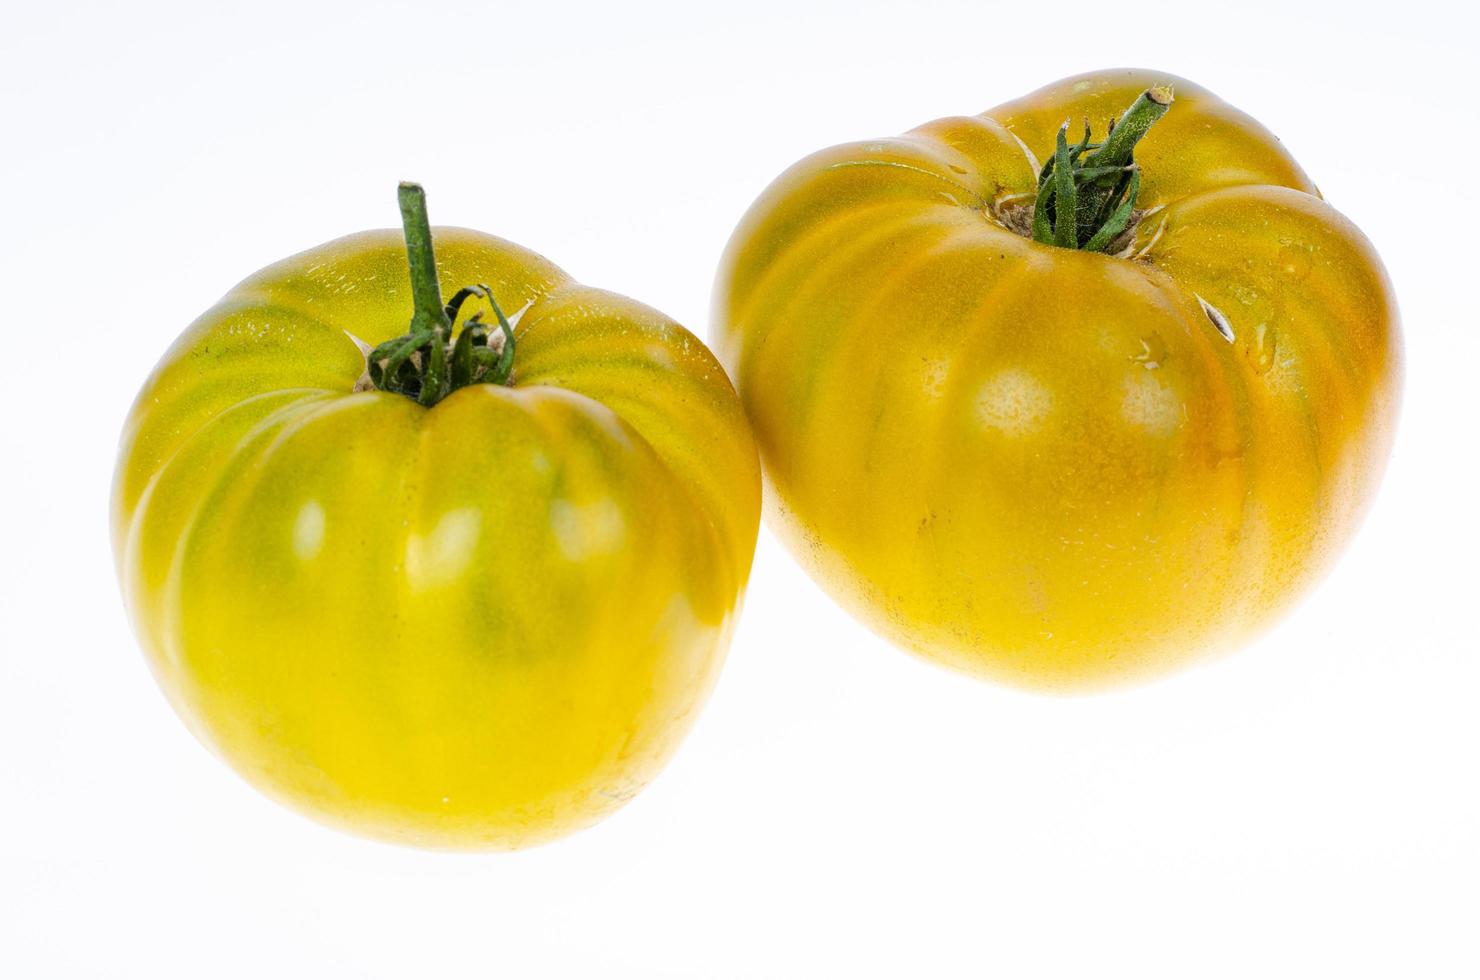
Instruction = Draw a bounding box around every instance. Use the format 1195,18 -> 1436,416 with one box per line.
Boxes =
113,187 -> 759,848
713,69 -> 1400,691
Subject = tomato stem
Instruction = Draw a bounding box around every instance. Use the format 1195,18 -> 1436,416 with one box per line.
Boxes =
1030,86 -> 1172,252
366,183 -> 518,405
399,183 -> 452,344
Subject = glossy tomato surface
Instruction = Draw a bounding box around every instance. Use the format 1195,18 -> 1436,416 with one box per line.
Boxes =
713,69 -> 1400,690
114,228 -> 759,848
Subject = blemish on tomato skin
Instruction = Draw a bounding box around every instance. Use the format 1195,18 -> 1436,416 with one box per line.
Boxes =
1130,333 -> 1167,370
1195,294 -> 1236,343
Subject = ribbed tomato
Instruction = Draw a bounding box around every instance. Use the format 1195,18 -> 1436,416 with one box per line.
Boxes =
713,70 -> 1400,690
114,185 -> 759,847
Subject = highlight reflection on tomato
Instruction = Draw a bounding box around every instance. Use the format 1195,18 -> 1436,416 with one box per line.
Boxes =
113,185 -> 760,848
714,69 -> 1400,690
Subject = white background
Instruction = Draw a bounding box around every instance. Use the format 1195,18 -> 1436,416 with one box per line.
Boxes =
3,1 -> 1476,976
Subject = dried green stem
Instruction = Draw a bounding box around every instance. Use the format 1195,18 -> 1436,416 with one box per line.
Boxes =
367,183 -> 518,405
399,183 -> 451,340
1030,86 -> 1173,252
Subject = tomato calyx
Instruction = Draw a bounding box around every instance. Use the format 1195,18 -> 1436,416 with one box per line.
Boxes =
365,183 -> 520,406
1027,86 -> 1172,253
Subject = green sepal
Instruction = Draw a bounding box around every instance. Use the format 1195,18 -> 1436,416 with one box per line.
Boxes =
364,187 -> 520,406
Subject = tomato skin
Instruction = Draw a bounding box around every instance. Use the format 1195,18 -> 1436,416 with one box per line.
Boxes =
713,69 -> 1401,691
113,229 -> 759,849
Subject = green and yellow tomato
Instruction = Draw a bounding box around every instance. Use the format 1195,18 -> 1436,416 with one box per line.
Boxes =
113,185 -> 759,848
714,69 -> 1400,691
